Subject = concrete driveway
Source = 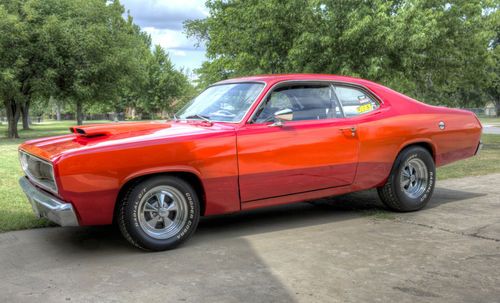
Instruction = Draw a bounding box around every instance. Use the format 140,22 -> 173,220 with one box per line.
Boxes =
1,174 -> 499,303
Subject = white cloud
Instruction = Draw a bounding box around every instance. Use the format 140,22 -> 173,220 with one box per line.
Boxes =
120,0 -> 208,71
143,27 -> 204,51
121,0 -> 207,30
171,50 -> 187,57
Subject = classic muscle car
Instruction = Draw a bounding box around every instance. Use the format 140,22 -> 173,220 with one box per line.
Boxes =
19,74 -> 482,251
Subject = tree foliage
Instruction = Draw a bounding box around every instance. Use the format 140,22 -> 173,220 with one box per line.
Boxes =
186,0 -> 498,108
485,3 -> 500,113
0,0 -> 58,136
0,0 -> 193,137
140,46 -> 191,115
28,0 -> 152,125
0,4 -> 25,137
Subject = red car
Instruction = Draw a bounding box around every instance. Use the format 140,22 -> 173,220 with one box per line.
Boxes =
19,74 -> 482,251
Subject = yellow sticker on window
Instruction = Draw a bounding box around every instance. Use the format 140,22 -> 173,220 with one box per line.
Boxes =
357,103 -> 373,113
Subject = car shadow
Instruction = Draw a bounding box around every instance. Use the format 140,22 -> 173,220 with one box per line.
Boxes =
1,186 -> 487,301
38,186 -> 486,253
0,230 -> 297,302
192,186 -> 486,243
424,187 -> 487,209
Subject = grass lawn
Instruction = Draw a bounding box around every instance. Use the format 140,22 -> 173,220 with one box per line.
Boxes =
0,120 -> 110,232
437,134 -> 500,179
479,117 -> 500,125
0,120 -> 499,233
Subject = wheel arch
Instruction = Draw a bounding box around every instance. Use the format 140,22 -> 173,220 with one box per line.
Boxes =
397,139 -> 436,163
377,139 -> 437,212
378,139 -> 437,187
114,169 -> 207,223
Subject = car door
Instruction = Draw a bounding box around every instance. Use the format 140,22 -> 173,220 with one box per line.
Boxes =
236,82 -> 360,202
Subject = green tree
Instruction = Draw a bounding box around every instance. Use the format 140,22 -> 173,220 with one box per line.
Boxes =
1,0 -> 194,135
138,45 -> 189,116
378,0 -> 493,106
0,5 -> 25,138
485,2 -> 499,115
186,0 -> 309,87
35,0 -> 150,125
187,0 -> 496,107
0,0 -> 57,136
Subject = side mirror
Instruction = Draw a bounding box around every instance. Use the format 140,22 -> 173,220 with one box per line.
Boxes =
269,109 -> 293,127
274,108 -> 293,121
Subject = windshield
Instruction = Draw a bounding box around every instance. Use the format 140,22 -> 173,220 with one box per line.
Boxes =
177,83 -> 265,122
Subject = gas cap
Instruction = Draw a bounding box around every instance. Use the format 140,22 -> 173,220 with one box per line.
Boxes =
439,121 -> 445,130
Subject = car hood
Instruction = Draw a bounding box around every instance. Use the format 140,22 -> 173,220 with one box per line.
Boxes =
19,121 -> 235,162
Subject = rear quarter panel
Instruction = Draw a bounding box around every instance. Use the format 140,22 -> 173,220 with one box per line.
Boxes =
352,83 -> 482,190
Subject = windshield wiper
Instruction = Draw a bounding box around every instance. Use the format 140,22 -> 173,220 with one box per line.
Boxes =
185,114 -> 213,124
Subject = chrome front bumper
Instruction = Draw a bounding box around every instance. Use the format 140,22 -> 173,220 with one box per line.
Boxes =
19,177 -> 79,226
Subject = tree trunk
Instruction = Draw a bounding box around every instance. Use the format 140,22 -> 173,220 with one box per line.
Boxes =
56,102 -> 61,121
4,99 -> 21,139
56,104 -> 61,121
50,96 -> 62,121
21,99 -> 30,130
76,99 -> 83,125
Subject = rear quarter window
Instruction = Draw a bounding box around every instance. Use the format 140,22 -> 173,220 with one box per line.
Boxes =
334,86 -> 379,117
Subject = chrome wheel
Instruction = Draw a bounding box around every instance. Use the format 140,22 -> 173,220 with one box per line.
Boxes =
400,158 -> 428,199
137,186 -> 188,240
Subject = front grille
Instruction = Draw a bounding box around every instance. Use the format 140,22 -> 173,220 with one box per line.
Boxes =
19,151 -> 58,193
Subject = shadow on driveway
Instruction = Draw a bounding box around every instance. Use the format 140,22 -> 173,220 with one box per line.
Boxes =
53,186 -> 486,252
0,183 -> 495,302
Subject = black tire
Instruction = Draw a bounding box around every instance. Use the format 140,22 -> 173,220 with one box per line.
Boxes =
377,146 -> 435,212
117,176 -> 200,251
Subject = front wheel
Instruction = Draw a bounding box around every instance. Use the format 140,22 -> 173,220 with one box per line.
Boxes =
378,146 -> 435,212
117,176 -> 200,251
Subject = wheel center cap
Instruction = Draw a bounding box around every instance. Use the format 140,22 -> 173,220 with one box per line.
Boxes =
158,208 -> 168,217
410,175 -> 416,182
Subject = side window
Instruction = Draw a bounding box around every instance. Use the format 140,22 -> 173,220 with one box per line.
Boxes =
254,85 -> 340,123
334,86 -> 379,117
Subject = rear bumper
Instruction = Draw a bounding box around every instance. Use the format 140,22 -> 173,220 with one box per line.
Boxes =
475,140 -> 483,156
19,177 -> 79,226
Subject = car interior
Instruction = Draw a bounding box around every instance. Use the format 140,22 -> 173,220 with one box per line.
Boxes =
253,84 -> 380,123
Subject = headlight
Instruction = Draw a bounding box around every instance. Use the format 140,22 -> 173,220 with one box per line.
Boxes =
19,151 -> 58,193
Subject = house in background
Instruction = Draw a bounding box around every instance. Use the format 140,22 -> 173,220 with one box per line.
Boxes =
485,102 -> 498,117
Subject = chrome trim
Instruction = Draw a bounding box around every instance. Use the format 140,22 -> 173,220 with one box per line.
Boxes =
400,158 -> 429,199
18,150 -> 58,195
19,177 -> 78,226
246,79 -> 384,124
176,81 -> 268,124
332,84 -> 346,118
137,185 -> 189,240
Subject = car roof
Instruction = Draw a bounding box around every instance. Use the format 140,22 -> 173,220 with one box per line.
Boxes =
215,74 -> 379,87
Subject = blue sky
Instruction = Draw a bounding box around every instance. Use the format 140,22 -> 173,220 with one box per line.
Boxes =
120,0 -> 208,75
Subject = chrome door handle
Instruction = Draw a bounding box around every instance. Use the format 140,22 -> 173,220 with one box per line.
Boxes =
339,127 -> 357,137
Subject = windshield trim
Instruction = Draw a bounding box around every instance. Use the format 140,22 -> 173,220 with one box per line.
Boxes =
176,81 -> 268,124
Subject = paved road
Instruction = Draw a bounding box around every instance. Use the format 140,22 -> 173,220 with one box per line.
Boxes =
483,124 -> 500,134
1,174 -> 499,303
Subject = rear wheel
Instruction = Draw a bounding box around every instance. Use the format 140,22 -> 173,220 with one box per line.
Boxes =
117,176 -> 200,251
378,146 -> 435,212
